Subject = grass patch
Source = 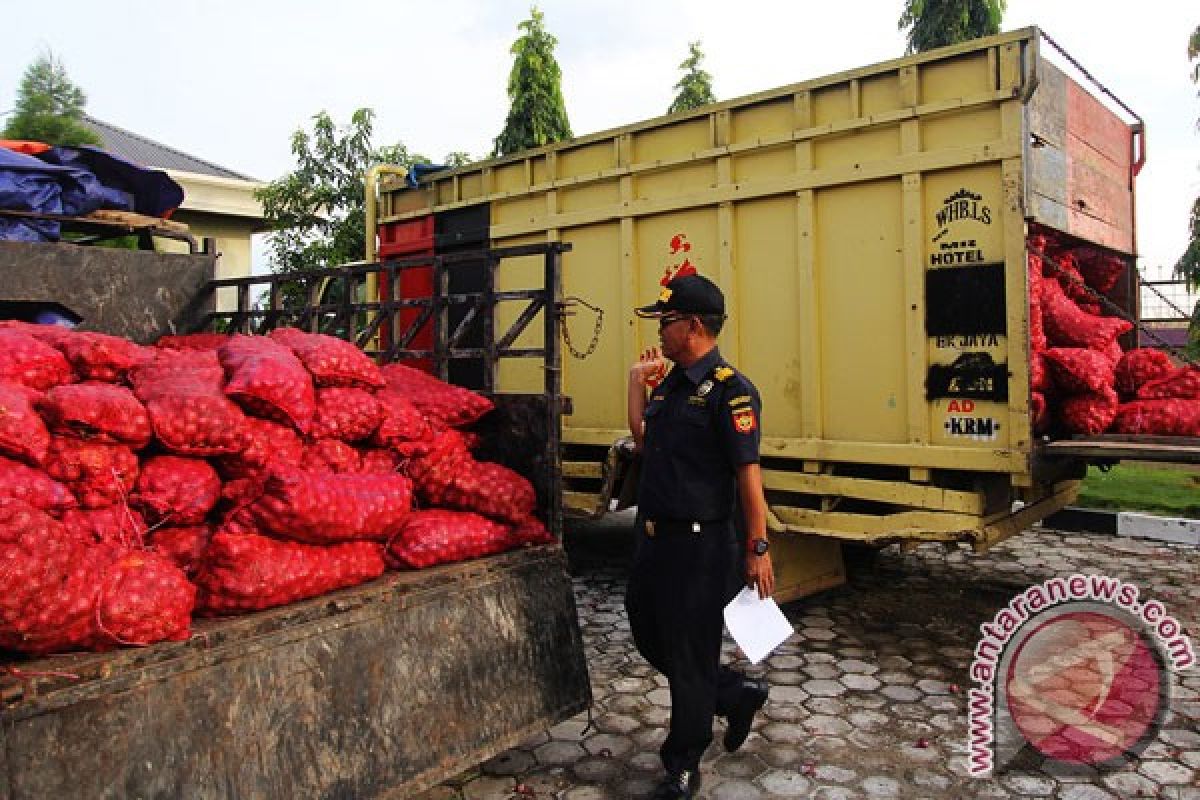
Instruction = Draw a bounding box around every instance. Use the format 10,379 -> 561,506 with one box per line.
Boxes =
1076,463 -> 1200,519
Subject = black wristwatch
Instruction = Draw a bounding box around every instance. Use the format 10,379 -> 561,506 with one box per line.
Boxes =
749,538 -> 769,556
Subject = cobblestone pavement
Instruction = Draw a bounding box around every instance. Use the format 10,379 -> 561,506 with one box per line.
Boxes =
424,517 -> 1199,799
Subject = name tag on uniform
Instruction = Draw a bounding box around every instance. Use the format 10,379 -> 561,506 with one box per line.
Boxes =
687,396 -> 707,407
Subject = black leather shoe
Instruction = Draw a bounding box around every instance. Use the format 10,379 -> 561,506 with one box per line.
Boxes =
723,679 -> 768,752
652,769 -> 701,799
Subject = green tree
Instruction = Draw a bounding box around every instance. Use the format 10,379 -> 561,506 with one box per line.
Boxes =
898,0 -> 1006,54
668,41 -> 716,115
492,6 -> 573,157
256,108 -> 436,281
1176,24 -> 1200,356
3,51 -> 101,147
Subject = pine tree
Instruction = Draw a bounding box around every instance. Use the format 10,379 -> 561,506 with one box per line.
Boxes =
898,0 -> 1006,55
492,6 -> 573,157
2,51 -> 101,147
668,42 -> 716,115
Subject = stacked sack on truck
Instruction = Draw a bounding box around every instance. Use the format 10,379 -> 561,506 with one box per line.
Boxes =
1028,228 -> 1200,438
0,324 -> 552,656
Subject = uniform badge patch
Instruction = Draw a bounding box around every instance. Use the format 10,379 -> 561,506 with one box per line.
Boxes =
658,287 -> 673,303
713,366 -> 734,382
696,379 -> 714,397
732,407 -> 757,434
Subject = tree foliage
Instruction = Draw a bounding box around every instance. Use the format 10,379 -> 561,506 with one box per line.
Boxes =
668,41 -> 716,115
3,51 -> 101,147
898,0 -> 1005,54
256,109 -> 438,281
492,6 -> 573,157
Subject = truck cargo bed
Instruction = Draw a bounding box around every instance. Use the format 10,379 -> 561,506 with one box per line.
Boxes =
1,545 -> 589,800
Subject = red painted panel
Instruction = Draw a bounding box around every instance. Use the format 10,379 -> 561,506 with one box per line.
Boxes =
378,217 -> 435,371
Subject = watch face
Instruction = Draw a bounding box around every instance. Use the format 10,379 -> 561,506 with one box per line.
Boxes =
752,539 -> 769,555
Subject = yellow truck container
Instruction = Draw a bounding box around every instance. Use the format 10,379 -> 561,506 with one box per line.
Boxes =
369,29 -> 1191,601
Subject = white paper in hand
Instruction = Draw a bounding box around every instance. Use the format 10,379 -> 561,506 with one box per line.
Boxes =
723,587 -> 794,665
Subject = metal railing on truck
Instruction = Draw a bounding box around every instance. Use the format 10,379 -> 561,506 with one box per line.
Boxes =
201,241 -> 572,536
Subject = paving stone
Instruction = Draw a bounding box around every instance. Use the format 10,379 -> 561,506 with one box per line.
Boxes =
615,775 -> 658,798
837,659 -> 878,674
759,722 -> 807,745
998,772 -> 1058,796
647,687 -> 671,707
592,713 -> 641,735
571,755 -> 622,784
758,769 -> 814,796
880,685 -> 922,703
548,716 -> 590,741
770,685 -> 809,706
1139,760 -> 1195,785
710,779 -> 766,800
763,703 -> 806,723
410,786 -> 459,800
813,764 -> 858,783
462,774 -> 519,800
481,749 -> 535,776
803,714 -> 852,736
1057,786 -> 1117,800
803,679 -> 846,697
603,692 -> 646,714
841,674 -> 882,691
859,775 -> 902,797
908,768 -> 952,790
803,664 -> 842,680
812,788 -> 864,800
582,732 -> 633,758
561,785 -> 616,800
533,740 -> 587,767
804,697 -> 848,716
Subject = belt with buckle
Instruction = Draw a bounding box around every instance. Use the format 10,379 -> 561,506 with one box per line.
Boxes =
644,519 -> 704,537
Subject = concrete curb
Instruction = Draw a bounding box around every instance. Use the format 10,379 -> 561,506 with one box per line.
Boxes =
1043,507 -> 1200,546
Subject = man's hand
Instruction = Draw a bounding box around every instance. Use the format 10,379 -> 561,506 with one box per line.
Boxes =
746,549 -> 775,599
630,347 -> 667,388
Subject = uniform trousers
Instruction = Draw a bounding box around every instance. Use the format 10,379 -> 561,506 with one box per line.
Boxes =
625,518 -> 746,774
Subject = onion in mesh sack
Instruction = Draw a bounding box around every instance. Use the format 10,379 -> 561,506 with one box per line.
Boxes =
42,436 -> 139,509
131,349 -> 248,456
309,387 -> 384,442
1112,398 -> 1200,437
38,382 -> 153,448
194,530 -> 385,615
0,329 -> 73,390
1057,387 -> 1119,436
268,327 -> 385,389
53,331 -> 148,382
0,455 -> 77,513
438,460 -> 538,525
0,381 -> 49,465
1071,245 -> 1127,294
61,506 -> 147,548
385,509 -> 519,569
373,388 -> 433,456
218,335 -> 316,433
1040,279 -> 1132,350
214,417 -> 304,481
379,363 -> 494,429
153,333 -> 231,351
147,525 -> 212,577
247,465 -> 412,544
93,550 -> 195,648
1136,365 -> 1200,401
1115,348 -> 1175,396
301,439 -> 363,475
1042,348 -> 1116,395
133,455 -> 221,525
358,447 -> 402,475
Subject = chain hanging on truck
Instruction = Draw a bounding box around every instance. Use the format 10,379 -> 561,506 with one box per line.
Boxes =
1031,245 -> 1197,367
559,296 -> 604,360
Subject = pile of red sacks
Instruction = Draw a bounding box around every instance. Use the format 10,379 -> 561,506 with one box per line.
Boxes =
0,324 -> 552,655
1029,230 -> 1200,437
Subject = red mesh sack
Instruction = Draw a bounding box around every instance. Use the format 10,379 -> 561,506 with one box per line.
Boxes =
1115,349 -> 1175,396
0,381 -> 49,464
0,502 -> 110,654
408,429 -> 473,504
218,335 -> 315,433
373,388 -> 433,455
131,350 -> 248,456
147,525 -> 212,577
359,447 -> 402,475
220,477 -> 265,509
194,531 -> 385,614
43,436 -> 139,509
1044,252 -> 1096,308
133,456 -> 221,525
1058,387 -> 1118,436
215,417 -> 304,480
439,459 -> 537,525
1028,255 -> 1048,353
268,328 -> 385,389
0,329 -> 73,390
154,333 -> 230,351
1072,246 -> 1127,294
38,383 -> 153,448
1112,399 -> 1200,437
511,515 -> 554,546
1136,365 -> 1200,401
1030,352 -> 1051,393
248,466 -> 412,544
1031,392 -> 1050,435
380,363 -> 493,428
301,439 -> 362,474
385,510 -> 516,569
310,387 -> 384,442
93,551 -> 194,647
1102,338 -> 1124,369
0,456 -> 77,514
1043,348 -> 1115,395
61,506 -> 147,548
1040,279 -> 1132,350
54,331 -> 147,382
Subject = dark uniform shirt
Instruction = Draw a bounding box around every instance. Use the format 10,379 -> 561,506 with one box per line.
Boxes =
638,347 -> 762,522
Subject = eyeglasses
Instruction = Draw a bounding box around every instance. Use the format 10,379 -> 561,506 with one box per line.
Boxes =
658,315 -> 692,331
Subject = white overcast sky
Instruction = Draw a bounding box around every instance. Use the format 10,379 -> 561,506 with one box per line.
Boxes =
2,0 -> 1196,277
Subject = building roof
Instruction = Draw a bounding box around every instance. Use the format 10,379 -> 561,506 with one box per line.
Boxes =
80,115 -> 257,182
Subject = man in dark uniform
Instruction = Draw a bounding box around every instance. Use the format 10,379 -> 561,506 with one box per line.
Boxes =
625,273 -> 775,799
